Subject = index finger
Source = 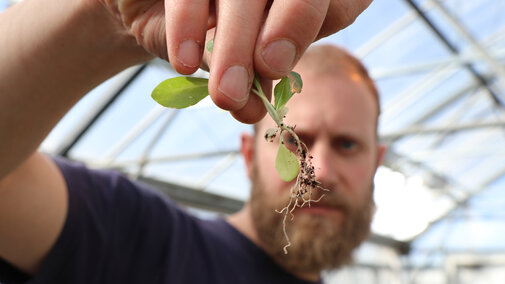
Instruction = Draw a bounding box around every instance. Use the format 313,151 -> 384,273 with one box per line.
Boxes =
253,0 -> 330,79
207,0 -> 268,112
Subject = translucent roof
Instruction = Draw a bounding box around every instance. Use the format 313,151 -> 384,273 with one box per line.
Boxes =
5,0 -> 505,263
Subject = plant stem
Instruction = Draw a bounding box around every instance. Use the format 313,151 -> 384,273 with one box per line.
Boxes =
252,77 -> 282,126
251,76 -> 303,152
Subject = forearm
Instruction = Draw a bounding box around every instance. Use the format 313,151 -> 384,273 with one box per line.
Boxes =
0,0 -> 151,178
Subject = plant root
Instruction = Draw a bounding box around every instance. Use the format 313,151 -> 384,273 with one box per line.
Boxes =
274,125 -> 329,254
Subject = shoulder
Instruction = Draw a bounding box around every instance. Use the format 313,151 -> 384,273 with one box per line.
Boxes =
49,156 -> 198,249
32,157 -> 199,282
52,156 -> 177,213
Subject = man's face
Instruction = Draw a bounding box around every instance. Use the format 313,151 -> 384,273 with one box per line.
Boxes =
244,66 -> 383,273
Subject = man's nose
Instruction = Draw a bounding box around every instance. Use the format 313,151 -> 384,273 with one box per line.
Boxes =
309,140 -> 338,188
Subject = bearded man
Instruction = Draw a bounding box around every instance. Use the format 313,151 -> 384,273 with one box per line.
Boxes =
0,0 -> 379,281
229,44 -> 385,282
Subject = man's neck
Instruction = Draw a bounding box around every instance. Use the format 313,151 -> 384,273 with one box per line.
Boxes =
226,204 -> 263,248
226,205 -> 321,282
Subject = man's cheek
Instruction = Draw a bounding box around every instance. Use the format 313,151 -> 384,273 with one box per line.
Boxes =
257,155 -> 286,191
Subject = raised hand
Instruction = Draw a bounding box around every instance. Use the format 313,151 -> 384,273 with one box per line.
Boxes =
100,0 -> 373,123
208,0 -> 373,123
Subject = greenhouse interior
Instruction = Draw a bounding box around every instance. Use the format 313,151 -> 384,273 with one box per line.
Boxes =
2,0 -> 505,283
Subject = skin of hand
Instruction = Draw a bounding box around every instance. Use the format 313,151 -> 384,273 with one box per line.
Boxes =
99,0 -> 374,123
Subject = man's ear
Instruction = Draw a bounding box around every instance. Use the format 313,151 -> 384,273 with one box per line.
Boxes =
377,144 -> 387,167
240,132 -> 255,179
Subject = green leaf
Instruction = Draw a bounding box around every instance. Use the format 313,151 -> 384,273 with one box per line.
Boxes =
273,71 -> 303,111
152,77 -> 209,109
206,38 -> 214,52
287,71 -> 303,94
275,143 -> 300,182
264,128 -> 278,141
273,76 -> 291,111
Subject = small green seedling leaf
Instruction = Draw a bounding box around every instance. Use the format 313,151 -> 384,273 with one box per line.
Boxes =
264,128 -> 278,141
287,71 -> 303,93
275,143 -> 300,182
273,71 -> 303,111
152,77 -> 209,109
273,76 -> 291,111
206,39 -> 214,52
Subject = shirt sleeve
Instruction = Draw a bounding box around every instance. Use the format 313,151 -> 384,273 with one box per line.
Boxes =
28,157 -> 186,284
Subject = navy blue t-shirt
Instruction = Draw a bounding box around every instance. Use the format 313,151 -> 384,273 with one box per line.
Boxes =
0,158 -> 321,284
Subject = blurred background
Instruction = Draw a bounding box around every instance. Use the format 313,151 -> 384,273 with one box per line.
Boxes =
3,0 -> 505,283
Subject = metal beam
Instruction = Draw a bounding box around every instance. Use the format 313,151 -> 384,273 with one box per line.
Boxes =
135,110 -> 179,178
368,17 -> 505,79
427,0 -> 505,95
196,152 -> 239,188
355,2 -> 425,58
408,180 -> 491,244
371,47 -> 505,79
368,234 -> 410,255
406,145 -> 505,162
379,3 -> 505,229
404,0 -> 503,106
474,157 -> 505,189
399,82 -> 477,130
382,150 -> 467,203
90,149 -> 240,169
380,62 -> 460,122
137,175 -> 244,214
381,120 -> 505,140
412,87 -> 491,150
56,64 -> 148,157
103,105 -> 167,164
408,160 -> 505,245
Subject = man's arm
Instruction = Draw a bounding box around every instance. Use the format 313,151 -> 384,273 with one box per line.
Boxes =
0,153 -> 67,274
0,0 -> 150,274
0,0 -> 373,276
0,0 -> 150,180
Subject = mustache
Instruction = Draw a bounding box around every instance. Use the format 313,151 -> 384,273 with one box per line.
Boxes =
275,181 -> 354,214
306,186 -> 353,212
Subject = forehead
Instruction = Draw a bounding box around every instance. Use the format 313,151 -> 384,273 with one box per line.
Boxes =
258,69 -> 378,138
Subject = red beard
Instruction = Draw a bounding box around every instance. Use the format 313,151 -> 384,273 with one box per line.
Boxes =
249,163 -> 375,274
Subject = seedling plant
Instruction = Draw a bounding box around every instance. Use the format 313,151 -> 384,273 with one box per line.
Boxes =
151,40 -> 327,253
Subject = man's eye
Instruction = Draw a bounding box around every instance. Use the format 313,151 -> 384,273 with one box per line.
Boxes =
336,139 -> 357,151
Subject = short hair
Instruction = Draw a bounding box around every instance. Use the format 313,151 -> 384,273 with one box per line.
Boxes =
294,44 -> 380,115
254,44 -> 380,133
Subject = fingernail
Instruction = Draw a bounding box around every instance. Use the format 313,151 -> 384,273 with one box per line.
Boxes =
177,40 -> 200,68
218,65 -> 249,103
262,39 -> 297,73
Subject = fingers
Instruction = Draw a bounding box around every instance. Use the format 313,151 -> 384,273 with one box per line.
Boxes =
161,0 -> 367,124
165,0 -> 209,75
203,29 -> 270,124
207,0 -> 267,112
254,0 -> 330,79
118,0 -> 168,60
200,29 -> 216,72
231,77 -> 272,124
316,0 -> 373,40
207,1 -> 216,29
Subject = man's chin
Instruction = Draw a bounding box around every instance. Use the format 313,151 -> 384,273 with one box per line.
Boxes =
252,199 -> 373,273
295,206 -> 347,226
269,215 -> 357,273
249,165 -> 375,274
